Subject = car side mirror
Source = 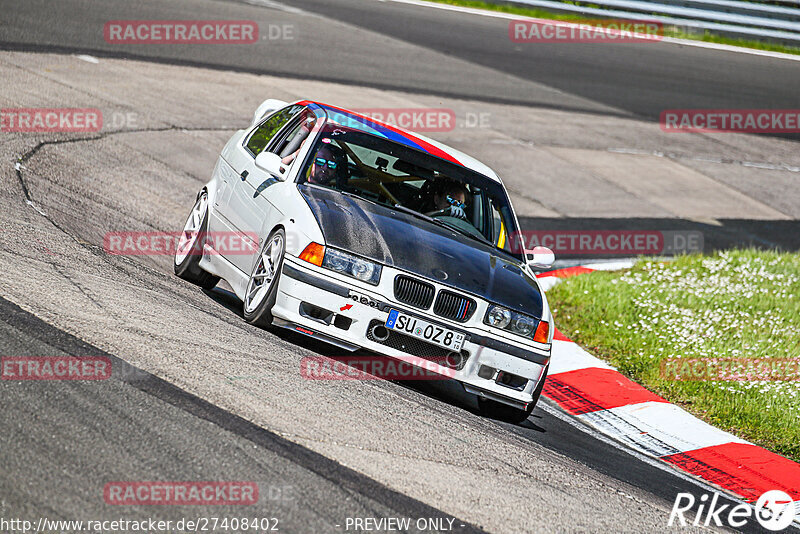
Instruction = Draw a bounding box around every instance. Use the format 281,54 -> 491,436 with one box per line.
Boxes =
255,152 -> 286,180
525,246 -> 555,269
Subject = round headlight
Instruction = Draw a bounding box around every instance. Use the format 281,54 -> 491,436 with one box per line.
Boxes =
487,306 -> 512,329
325,250 -> 349,272
350,258 -> 375,281
511,315 -> 536,337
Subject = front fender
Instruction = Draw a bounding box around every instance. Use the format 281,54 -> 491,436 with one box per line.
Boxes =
259,183 -> 325,258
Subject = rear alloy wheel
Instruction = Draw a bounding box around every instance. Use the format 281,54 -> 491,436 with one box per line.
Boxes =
478,366 -> 548,424
243,228 -> 285,327
174,191 -> 219,290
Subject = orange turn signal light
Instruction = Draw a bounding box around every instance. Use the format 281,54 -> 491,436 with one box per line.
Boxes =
299,242 -> 325,266
533,320 -> 549,344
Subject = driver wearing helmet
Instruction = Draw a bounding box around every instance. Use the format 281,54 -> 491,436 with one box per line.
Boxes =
426,181 -> 469,220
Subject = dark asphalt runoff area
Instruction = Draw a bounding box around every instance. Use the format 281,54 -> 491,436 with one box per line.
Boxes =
0,296 -> 483,533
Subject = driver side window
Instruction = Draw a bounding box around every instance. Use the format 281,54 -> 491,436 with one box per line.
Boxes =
245,105 -> 303,156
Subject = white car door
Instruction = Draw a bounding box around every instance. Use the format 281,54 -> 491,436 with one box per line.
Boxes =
218,104 -> 302,273
207,138 -> 244,237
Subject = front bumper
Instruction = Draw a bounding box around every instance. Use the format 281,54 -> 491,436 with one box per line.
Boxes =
272,257 -> 549,409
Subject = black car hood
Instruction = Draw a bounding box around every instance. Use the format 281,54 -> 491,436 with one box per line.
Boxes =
299,185 -> 543,317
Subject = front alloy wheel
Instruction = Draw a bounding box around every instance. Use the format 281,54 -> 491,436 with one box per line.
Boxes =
243,228 -> 285,327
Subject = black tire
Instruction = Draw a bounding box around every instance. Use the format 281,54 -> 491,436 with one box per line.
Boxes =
243,228 -> 285,328
174,191 -> 220,290
478,366 -> 548,424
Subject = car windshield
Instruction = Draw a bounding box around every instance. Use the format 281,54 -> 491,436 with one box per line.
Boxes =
298,123 -> 523,259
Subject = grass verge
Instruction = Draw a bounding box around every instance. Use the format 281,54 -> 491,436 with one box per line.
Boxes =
547,250 -> 800,462
426,0 -> 800,55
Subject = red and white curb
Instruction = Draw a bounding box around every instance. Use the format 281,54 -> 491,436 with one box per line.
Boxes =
538,262 -> 800,514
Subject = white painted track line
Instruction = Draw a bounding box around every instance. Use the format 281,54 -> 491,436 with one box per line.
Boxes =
580,401 -> 749,456
550,339 -> 614,374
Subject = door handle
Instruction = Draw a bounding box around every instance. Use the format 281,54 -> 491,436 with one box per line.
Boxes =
240,170 -> 249,181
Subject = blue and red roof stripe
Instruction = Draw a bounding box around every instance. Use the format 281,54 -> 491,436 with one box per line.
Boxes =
300,101 -> 463,166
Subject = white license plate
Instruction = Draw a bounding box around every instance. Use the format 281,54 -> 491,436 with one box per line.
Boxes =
385,309 -> 465,352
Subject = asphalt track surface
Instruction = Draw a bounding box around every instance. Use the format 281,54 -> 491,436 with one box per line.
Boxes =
0,297 -> 482,534
1,0 -> 799,122
0,247 -> 764,533
1,0 -> 799,532
3,0 -> 799,251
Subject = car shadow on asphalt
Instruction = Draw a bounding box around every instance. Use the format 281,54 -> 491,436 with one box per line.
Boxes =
199,284 -> 549,431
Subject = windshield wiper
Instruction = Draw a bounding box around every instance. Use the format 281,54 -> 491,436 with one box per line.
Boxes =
341,192 -> 492,247
339,189 -> 382,207
339,191 -> 426,221
430,218 -> 493,246
391,203 -> 434,222
390,202 -> 492,246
